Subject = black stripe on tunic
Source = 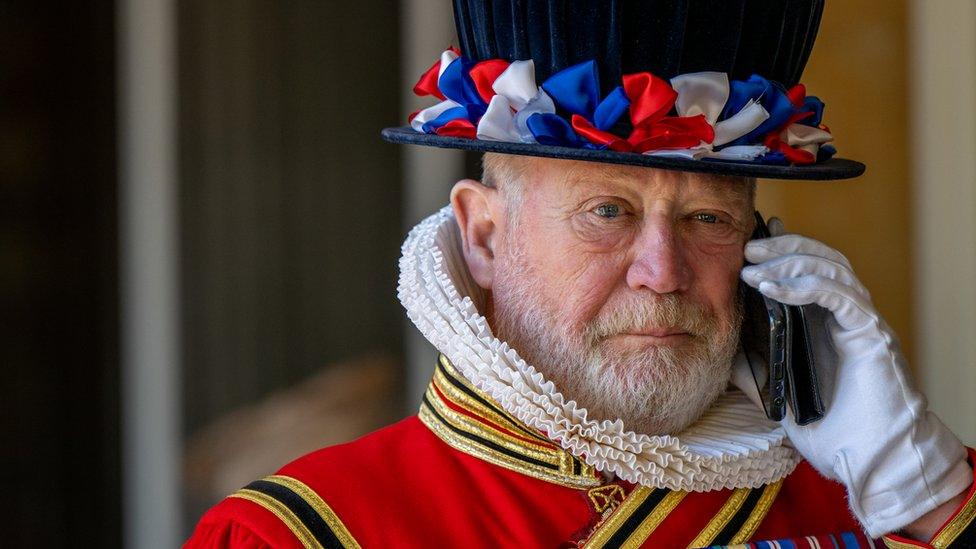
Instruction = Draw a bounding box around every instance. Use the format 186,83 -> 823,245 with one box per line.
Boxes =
243,479 -> 345,549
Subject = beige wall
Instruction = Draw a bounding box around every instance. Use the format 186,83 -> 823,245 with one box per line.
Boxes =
756,0 -> 913,361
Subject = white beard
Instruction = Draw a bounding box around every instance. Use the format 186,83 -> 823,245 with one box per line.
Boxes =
490,238 -> 742,435
398,206 -> 799,490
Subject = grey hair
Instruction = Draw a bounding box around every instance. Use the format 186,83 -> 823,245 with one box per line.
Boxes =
481,153 -> 530,217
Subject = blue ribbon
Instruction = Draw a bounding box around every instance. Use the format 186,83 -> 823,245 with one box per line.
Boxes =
533,61 -> 630,146
593,86 -> 630,131
525,113 -> 587,147
422,106 -> 476,133
541,60 -> 601,117
438,57 -> 488,109
799,96 -> 825,127
722,75 -> 797,147
420,56 -> 489,133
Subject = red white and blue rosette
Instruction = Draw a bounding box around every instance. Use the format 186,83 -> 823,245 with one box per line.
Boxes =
406,47 -> 837,167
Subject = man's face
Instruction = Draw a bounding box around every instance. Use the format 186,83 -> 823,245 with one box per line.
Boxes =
482,156 -> 755,435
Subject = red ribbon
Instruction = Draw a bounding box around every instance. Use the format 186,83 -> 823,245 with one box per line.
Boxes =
469,59 -> 510,104
434,118 -> 477,138
571,115 -> 631,151
619,72 -> 714,153
787,83 -> 806,108
412,46 -> 462,100
623,72 -> 677,127
764,133 -> 816,165
572,72 -> 715,152
761,83 -> 817,164
629,115 -> 715,152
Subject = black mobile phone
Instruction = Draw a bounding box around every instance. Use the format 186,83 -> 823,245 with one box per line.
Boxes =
785,300 -> 825,425
740,212 -> 825,425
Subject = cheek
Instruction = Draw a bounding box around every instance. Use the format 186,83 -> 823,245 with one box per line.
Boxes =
531,232 -> 628,330
682,236 -> 744,318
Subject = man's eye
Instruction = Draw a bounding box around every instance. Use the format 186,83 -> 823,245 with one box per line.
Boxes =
594,203 -> 621,218
693,212 -> 719,224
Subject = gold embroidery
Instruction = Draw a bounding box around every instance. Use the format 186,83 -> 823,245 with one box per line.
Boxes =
727,479 -> 783,544
434,355 -> 550,443
420,399 -> 600,489
588,485 -> 627,514
931,486 -> 976,548
263,475 -> 362,549
882,538 -> 926,549
685,488 -> 752,548
582,486 -> 656,548
230,489 -> 322,549
427,383 -> 562,466
419,357 -> 601,489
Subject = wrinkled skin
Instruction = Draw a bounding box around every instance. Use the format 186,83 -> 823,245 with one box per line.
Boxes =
451,155 -> 756,434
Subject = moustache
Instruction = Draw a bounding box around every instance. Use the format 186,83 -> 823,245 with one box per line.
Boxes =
584,294 -> 717,342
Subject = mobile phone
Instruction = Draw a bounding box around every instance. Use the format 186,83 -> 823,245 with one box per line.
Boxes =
785,301 -> 824,425
740,212 -> 825,424
740,213 -> 790,421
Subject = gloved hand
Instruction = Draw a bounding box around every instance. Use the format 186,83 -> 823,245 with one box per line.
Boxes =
735,218 -> 971,537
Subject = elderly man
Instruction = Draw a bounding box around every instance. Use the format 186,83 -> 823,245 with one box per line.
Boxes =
188,2 -> 975,547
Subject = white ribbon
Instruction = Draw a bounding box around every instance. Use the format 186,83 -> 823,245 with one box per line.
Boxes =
782,123 -> 833,147
644,145 -> 767,161
477,95 -> 521,142
713,99 -> 768,147
410,99 -> 462,132
512,89 -> 557,144
492,60 -> 538,111
707,145 -> 770,161
671,71 -> 729,124
484,59 -> 556,144
437,49 -> 460,81
470,87 -> 557,144
781,123 -> 833,158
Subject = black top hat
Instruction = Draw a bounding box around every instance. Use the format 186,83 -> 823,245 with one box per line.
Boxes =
382,0 -> 865,180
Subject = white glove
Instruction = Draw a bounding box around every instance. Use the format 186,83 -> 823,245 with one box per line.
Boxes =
736,219 -> 971,537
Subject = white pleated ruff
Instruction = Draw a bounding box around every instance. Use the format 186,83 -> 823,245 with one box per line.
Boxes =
398,206 -> 800,491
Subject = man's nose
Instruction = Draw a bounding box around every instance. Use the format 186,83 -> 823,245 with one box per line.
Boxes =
625,220 -> 693,294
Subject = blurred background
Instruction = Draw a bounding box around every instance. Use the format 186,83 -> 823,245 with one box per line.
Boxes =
2,0 -> 974,546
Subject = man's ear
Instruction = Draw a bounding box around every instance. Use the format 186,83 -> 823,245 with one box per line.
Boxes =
450,178 -> 501,289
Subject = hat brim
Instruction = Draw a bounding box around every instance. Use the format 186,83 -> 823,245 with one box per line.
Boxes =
382,126 -> 865,181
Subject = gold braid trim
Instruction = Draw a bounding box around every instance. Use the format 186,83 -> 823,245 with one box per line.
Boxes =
263,476 -> 361,549
622,491 -> 688,547
883,538 -> 927,549
419,394 -> 601,489
429,378 -> 562,466
931,486 -> 976,549
420,357 -> 601,489
435,355 -> 551,443
582,487 -> 687,548
582,486 -> 655,548
230,489 -> 322,549
685,488 -> 753,548
728,479 -> 783,544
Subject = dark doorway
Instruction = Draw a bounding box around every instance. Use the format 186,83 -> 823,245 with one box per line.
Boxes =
0,1 -> 121,546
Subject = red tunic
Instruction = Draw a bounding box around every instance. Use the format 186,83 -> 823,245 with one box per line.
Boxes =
187,356 -> 976,548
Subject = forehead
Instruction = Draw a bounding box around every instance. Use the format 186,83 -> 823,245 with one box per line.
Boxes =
522,156 -> 753,205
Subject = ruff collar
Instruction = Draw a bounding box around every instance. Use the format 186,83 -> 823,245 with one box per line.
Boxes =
398,206 -> 799,491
